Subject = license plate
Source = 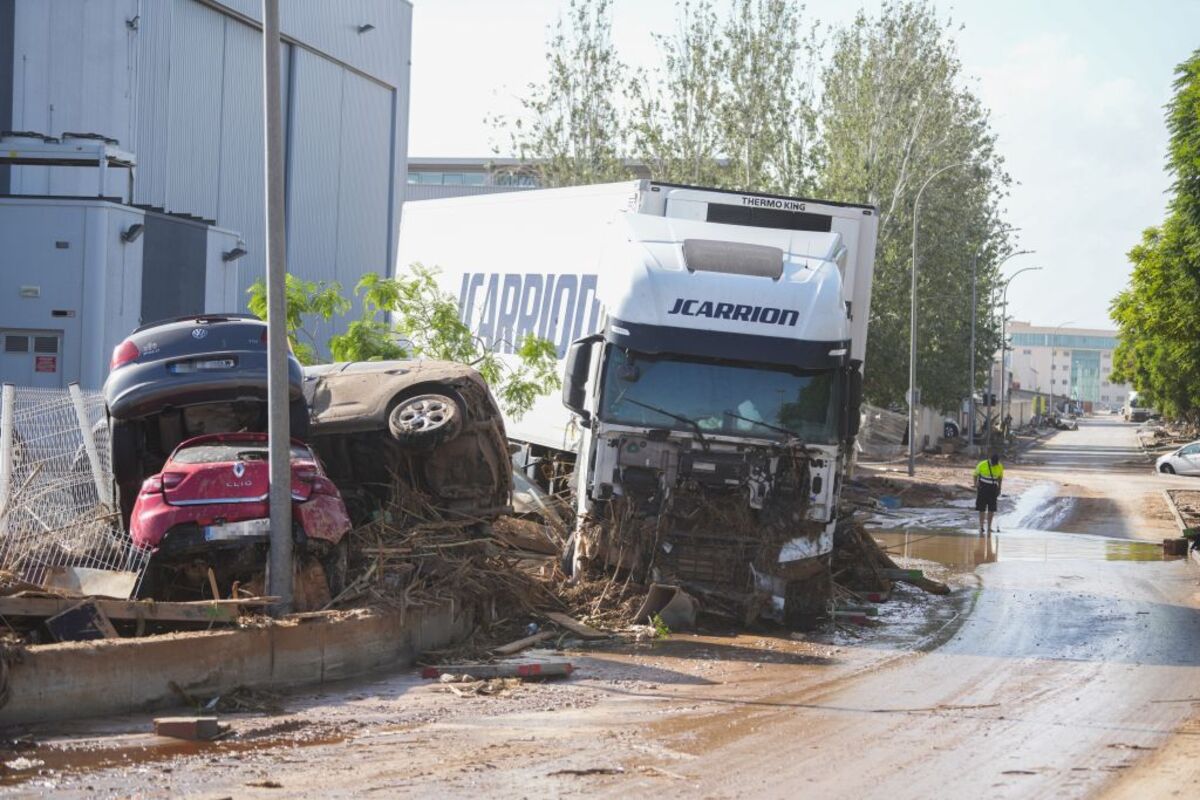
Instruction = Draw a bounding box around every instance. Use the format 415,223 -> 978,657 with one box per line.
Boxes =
203,517 -> 271,542
169,358 -> 235,374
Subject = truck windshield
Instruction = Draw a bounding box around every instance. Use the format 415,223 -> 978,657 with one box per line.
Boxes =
599,348 -> 840,443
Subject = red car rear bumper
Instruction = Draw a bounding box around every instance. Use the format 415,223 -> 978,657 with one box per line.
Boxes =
130,492 -> 350,552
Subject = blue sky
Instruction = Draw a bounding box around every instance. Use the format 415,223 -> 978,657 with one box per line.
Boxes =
408,0 -> 1200,330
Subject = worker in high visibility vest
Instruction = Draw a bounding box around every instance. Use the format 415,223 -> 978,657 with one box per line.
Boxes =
974,454 -> 1004,536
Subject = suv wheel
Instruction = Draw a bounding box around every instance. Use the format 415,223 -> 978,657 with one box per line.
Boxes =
109,419 -> 143,484
388,393 -> 464,450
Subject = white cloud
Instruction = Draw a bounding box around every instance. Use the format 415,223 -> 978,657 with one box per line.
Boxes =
977,33 -> 1170,328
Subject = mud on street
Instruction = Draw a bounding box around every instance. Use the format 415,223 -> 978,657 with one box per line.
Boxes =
0,416 -> 1195,799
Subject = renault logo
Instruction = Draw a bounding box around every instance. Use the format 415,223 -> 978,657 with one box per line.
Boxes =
232,461 -> 245,478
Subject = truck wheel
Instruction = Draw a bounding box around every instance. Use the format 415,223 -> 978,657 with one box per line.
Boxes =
388,393 -> 463,450
109,419 -> 143,484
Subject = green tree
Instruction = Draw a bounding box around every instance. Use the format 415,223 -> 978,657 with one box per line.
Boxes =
817,1 -> 1011,411
248,267 -> 561,419
1110,49 -> 1200,422
491,0 -> 631,187
627,0 -> 820,193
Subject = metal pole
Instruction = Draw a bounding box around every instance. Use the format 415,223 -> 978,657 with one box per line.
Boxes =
68,382 -> 110,509
998,266 -> 1042,442
967,231 -> 1024,451
0,384 -> 13,530
969,249 -> 977,449
263,0 -> 293,615
908,161 -> 972,477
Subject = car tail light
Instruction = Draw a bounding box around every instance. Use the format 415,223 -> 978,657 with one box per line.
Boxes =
110,339 -> 140,370
260,328 -> 295,354
311,476 -> 339,496
295,466 -> 318,482
141,472 -> 184,494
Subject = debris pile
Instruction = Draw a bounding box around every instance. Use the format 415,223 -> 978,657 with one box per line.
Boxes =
832,519 -> 949,597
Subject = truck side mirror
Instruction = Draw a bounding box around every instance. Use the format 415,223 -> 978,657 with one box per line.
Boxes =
562,336 -> 599,421
845,362 -> 864,440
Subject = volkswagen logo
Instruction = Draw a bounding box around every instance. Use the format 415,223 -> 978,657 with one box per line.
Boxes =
192,327 -> 208,339
232,461 -> 246,478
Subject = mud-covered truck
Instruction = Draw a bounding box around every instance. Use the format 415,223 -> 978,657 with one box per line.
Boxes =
396,181 -> 878,623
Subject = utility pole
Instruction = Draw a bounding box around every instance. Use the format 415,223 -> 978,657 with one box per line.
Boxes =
998,267 -> 1042,440
967,233 -> 1026,452
262,0 -> 293,615
908,161 -> 972,477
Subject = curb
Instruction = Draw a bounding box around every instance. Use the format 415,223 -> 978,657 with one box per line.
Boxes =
0,601 -> 472,727
1161,489 -> 1200,568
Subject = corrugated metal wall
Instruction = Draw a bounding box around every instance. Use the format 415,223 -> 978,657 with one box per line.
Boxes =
8,0 -> 411,348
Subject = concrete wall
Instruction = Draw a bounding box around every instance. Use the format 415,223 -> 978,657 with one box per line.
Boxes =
0,602 -> 472,726
4,0 -> 412,340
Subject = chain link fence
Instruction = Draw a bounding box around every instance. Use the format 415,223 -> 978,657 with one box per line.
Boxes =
0,384 -> 149,594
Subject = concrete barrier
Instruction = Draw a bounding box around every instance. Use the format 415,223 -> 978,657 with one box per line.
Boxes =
0,601 -> 472,726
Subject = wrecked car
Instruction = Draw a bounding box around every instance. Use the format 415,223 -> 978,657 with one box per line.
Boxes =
103,315 -> 307,525
301,361 -> 512,524
130,433 -> 351,599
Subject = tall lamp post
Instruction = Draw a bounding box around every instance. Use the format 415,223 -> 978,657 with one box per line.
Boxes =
908,161 -> 974,476
997,266 -> 1043,438
968,240 -> 1031,450
1048,319 -> 1076,417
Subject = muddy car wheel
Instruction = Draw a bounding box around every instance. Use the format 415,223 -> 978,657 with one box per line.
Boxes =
388,393 -> 463,450
109,419 -> 143,484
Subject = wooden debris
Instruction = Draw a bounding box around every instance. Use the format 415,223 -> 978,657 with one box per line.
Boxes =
542,611 -> 609,640
0,595 -> 267,625
45,599 -> 118,642
492,630 -> 555,655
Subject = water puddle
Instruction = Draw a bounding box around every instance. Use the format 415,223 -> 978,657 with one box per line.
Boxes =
873,528 -> 1167,568
0,730 -> 345,788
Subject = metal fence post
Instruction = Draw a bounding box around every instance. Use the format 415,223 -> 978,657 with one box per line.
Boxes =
0,384 -> 13,530
69,382 -> 111,509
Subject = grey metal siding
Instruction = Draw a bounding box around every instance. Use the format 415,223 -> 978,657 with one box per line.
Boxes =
337,72 -> 390,280
133,0 -> 175,208
0,0 -> 15,194
165,0 -> 223,220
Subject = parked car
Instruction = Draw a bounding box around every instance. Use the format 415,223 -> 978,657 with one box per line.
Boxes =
1156,440 -> 1200,475
104,315 -> 306,525
130,433 -> 351,599
302,360 -> 512,524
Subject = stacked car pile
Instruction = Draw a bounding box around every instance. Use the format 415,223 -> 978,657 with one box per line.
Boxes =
104,315 -> 511,603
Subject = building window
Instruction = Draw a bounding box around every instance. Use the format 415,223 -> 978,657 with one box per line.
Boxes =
4,335 -> 29,353
463,173 -> 486,186
1023,349 -> 1032,355
1051,364 -> 1056,370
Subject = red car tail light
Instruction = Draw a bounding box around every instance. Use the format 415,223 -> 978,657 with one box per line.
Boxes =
142,472 -> 184,494
110,339 -> 141,370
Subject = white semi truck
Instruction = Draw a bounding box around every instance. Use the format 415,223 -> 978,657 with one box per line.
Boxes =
396,181 -> 878,623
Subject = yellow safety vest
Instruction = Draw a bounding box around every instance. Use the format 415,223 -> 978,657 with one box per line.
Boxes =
975,460 -> 1004,486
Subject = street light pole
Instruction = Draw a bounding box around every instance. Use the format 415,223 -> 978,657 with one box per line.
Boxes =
908,161 -> 973,477
262,0 -> 293,614
968,237 -> 1028,451
998,266 -> 1043,440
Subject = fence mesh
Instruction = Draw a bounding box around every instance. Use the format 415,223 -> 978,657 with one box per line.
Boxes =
0,386 -> 149,593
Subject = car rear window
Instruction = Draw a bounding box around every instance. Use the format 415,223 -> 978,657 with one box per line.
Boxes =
173,442 -> 313,464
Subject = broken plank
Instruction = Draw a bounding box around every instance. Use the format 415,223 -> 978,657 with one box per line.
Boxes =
46,599 -> 119,642
422,662 -> 574,680
0,596 -> 241,624
492,630 -> 554,656
542,611 -> 609,640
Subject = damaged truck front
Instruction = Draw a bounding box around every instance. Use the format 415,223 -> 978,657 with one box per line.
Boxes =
397,182 -> 878,624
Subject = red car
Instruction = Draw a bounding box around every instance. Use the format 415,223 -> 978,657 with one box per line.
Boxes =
130,433 -> 351,599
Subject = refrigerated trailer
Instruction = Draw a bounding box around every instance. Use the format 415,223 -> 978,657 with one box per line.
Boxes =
396,181 -> 879,623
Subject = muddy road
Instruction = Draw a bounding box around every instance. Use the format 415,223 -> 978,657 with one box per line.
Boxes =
4,417 -> 1199,798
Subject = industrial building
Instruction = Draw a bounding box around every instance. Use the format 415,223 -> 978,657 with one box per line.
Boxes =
1002,321 -> 1131,412
0,0 -> 412,388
